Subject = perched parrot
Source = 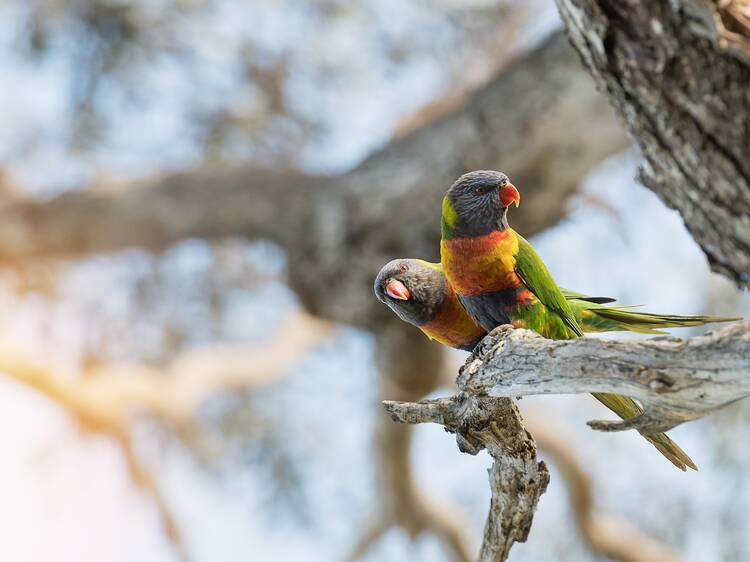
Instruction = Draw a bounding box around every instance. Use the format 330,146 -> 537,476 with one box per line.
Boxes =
375,259 -> 486,350
438,170 -> 740,471
374,258 -> 736,350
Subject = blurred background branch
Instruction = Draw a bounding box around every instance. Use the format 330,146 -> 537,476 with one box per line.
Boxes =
0,309 -> 330,562
0,343 -> 190,561
0,30 -> 626,327
1,310 -> 331,422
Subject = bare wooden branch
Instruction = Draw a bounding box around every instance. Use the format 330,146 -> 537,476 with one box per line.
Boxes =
384,394 -> 550,562
459,322 -> 750,434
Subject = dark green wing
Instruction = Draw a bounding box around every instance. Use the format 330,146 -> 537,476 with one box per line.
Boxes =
514,233 -> 584,337
560,287 -> 616,304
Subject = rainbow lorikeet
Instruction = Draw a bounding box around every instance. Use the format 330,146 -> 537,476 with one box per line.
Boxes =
375,259 -> 487,350
374,258 -> 735,351
438,170 -> 738,471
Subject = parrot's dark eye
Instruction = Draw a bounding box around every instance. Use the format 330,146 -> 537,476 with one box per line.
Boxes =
399,264 -> 408,272
473,185 -> 491,196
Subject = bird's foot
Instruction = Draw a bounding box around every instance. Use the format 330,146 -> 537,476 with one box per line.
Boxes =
488,324 -> 516,338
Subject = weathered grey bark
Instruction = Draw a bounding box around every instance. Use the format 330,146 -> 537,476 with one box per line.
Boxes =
0,31 -> 626,328
383,394 -> 550,562
458,321 -> 750,434
554,0 -> 750,288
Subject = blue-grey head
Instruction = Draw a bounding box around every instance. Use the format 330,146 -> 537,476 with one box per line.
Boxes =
442,170 -> 520,238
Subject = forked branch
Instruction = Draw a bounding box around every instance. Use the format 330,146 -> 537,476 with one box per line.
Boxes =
383,394 -> 550,562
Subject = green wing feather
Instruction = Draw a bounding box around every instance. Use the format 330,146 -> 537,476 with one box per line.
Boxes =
513,234 -> 584,337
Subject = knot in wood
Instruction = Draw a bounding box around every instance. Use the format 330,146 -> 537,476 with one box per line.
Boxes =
647,370 -> 675,392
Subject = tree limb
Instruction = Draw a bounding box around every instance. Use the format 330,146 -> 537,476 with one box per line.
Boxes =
554,0 -> 750,289
383,394 -> 550,562
459,322 -> 750,434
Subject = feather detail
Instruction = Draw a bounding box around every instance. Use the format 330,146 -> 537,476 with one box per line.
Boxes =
513,232 -> 584,337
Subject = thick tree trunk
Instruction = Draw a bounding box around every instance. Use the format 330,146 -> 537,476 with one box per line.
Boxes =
555,0 -> 750,288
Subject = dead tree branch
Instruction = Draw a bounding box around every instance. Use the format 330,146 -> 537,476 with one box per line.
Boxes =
383,394 -> 550,562
459,322 -> 750,434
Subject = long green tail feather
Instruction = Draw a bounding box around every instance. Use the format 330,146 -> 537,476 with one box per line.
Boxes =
593,392 -> 698,471
574,302 -> 741,335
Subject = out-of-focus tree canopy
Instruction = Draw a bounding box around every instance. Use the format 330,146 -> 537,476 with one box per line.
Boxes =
10,0 -> 537,171
0,2 -> 748,562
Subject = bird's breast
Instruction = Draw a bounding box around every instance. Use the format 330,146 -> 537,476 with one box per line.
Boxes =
420,291 -> 486,349
441,229 -> 521,296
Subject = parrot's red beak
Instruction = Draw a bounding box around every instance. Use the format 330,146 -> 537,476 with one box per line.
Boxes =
385,279 -> 410,300
500,183 -> 520,208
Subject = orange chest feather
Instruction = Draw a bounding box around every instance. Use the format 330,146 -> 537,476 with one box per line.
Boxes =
421,290 -> 485,348
440,230 -> 522,296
